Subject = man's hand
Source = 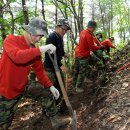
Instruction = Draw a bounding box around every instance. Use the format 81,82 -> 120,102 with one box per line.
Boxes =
39,44 -> 56,54
60,65 -> 69,73
50,86 -> 60,100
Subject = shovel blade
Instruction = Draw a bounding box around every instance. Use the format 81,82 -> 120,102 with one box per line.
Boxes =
71,110 -> 77,130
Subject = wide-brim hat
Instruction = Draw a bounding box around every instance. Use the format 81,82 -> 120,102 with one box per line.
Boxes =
22,17 -> 48,37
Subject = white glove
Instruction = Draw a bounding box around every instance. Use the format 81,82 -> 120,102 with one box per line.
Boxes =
39,44 -> 56,54
50,86 -> 60,100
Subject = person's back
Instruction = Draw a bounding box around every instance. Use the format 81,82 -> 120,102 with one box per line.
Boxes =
101,37 -> 116,55
78,29 -> 101,58
101,38 -> 115,49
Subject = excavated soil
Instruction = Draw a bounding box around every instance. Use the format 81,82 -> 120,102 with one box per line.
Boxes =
9,45 -> 130,130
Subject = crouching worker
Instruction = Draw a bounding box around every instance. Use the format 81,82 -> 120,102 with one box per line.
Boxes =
92,33 -> 110,65
0,17 -> 71,130
101,37 -> 116,55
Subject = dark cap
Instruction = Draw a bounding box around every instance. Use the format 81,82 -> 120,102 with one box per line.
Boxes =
110,37 -> 114,41
96,33 -> 103,38
56,19 -> 71,30
87,20 -> 97,29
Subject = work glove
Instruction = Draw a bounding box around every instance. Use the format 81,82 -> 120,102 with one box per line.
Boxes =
50,86 -> 60,100
39,44 -> 56,54
100,45 -> 105,51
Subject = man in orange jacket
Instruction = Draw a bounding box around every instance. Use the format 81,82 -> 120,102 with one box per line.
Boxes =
73,21 -> 104,93
101,37 -> 116,55
0,18 -> 71,130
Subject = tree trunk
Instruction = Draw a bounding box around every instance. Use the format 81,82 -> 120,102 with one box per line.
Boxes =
98,0 -> 105,32
41,0 -> 45,20
78,0 -> 83,31
55,7 -> 57,24
0,0 -> 6,41
35,0 -> 38,16
110,0 -> 113,36
22,0 -> 29,25
91,0 -> 95,20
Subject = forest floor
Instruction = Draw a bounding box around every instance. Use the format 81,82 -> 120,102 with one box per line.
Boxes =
10,44 -> 130,130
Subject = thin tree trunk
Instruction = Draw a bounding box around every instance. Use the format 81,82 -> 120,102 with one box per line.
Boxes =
41,0 -> 45,20
0,0 -> 6,41
78,0 -> 83,31
110,0 -> 113,36
55,7 -> 57,24
6,0 -> 14,34
98,0 -> 105,31
91,0 -> 95,20
35,0 -> 38,16
22,0 -> 29,25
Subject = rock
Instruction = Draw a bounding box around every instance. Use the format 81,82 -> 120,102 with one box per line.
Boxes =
122,82 -> 129,89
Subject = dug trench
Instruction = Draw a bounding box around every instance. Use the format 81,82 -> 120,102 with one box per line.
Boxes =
10,45 -> 130,130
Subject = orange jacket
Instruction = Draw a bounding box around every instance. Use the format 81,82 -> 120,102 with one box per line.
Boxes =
78,29 -> 101,58
101,39 -> 116,49
0,35 -> 52,99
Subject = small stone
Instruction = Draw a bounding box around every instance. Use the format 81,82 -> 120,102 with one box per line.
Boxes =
122,82 -> 129,88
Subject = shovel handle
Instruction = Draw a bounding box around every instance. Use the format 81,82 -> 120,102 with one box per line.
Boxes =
47,51 -> 59,71
47,51 -> 73,113
47,51 -> 77,130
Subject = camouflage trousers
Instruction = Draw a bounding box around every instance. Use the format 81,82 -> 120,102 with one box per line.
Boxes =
73,57 -> 90,88
46,68 -> 66,114
45,68 -> 64,96
0,82 -> 58,130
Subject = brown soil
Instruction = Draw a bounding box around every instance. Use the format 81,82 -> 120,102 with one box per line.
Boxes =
9,45 -> 130,130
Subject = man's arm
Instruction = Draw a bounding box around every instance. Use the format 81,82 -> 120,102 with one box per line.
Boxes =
4,35 -> 41,64
108,41 -> 116,49
87,35 -> 101,52
32,57 -> 60,100
31,56 -> 52,88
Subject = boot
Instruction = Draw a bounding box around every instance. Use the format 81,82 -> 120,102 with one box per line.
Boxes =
76,87 -> 84,93
50,115 -> 72,129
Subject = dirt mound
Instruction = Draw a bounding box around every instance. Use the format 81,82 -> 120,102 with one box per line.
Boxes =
10,45 -> 130,130
74,45 -> 130,130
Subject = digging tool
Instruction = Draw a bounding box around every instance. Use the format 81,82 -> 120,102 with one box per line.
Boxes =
116,62 -> 130,73
47,52 -> 77,130
93,35 -> 102,46
65,72 -> 68,91
64,57 -> 69,91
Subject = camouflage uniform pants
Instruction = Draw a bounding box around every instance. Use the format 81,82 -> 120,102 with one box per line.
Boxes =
45,68 -> 64,96
73,57 -> 90,88
46,69 -> 66,114
0,82 -> 58,130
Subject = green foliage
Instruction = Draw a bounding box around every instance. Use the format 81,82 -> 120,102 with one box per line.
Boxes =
116,40 -> 125,49
128,53 -> 130,57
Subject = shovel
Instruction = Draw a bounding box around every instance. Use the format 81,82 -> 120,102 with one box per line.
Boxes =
47,52 -> 77,130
